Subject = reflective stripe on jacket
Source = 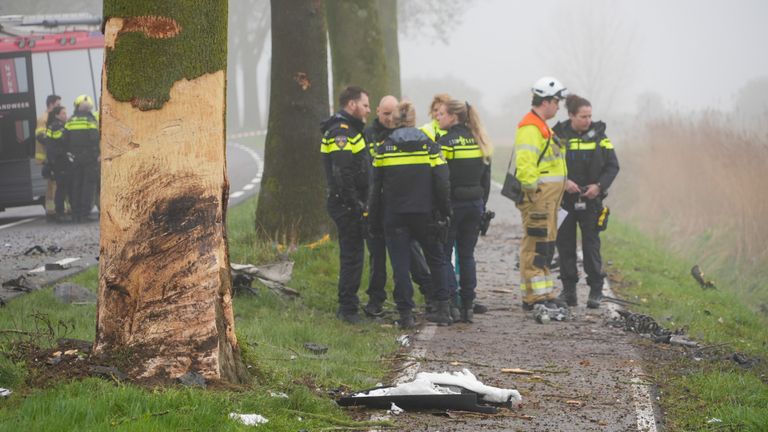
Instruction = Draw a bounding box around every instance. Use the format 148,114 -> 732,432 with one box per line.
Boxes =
514,111 -> 567,189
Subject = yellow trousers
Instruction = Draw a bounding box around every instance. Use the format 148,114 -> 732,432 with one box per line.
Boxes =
516,181 -> 565,304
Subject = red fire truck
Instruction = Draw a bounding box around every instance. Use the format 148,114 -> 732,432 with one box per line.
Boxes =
0,14 -> 102,211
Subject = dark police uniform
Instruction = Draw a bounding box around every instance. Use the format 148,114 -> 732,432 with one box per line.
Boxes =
63,111 -> 99,222
362,119 -> 433,314
42,119 -> 72,219
438,124 -> 490,319
369,127 -> 451,323
321,110 -> 368,320
552,120 -> 619,304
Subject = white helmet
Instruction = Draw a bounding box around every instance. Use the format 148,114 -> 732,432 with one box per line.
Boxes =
532,77 -> 568,99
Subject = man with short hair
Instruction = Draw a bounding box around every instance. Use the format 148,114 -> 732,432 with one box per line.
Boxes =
514,77 -> 569,311
321,86 -> 371,323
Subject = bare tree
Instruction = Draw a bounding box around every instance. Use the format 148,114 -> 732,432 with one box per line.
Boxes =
254,0 -> 331,244
546,0 -> 637,115
397,0 -> 473,43
96,0 -> 247,384
227,0 -> 271,132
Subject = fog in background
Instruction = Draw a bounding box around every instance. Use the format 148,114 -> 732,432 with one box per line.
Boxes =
5,0 -> 768,141
400,0 -> 768,142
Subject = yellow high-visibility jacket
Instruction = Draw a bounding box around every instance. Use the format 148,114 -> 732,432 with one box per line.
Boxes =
419,119 -> 447,142
514,111 -> 567,190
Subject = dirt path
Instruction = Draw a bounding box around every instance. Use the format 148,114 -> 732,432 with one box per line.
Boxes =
392,189 -> 660,431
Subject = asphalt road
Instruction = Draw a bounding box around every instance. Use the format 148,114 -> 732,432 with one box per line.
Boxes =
0,141 -> 263,303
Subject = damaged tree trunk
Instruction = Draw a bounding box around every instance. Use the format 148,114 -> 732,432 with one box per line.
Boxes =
95,0 -> 247,384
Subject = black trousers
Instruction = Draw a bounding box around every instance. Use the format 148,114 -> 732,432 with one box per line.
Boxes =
52,168 -> 72,215
384,212 -> 447,314
444,200 -> 483,303
366,237 -> 434,307
70,159 -> 98,219
328,198 -> 364,315
556,199 -> 605,290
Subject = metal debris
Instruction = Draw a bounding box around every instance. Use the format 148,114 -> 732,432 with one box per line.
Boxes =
691,265 -> 716,289
533,303 -> 571,324
231,262 -> 299,297
396,334 -> 411,347
2,275 -> 37,292
303,342 -> 328,355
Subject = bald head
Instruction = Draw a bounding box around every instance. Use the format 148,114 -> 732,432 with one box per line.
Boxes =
377,95 -> 398,128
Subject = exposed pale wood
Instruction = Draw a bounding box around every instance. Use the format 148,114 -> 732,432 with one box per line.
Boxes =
95,17 -> 245,383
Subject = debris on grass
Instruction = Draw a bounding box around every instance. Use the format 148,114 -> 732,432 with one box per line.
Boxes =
0,388 -> 11,397
388,402 -> 404,415
231,261 -> 299,297
303,342 -> 328,355
229,413 -> 269,426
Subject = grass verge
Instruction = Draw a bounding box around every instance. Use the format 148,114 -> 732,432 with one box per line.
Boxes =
0,196 -> 401,431
604,221 -> 768,431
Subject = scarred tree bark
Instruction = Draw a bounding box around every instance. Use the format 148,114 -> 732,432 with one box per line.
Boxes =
95,0 -> 247,384
254,0 -> 330,244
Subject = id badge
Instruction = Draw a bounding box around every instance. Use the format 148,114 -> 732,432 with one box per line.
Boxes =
574,201 -> 586,211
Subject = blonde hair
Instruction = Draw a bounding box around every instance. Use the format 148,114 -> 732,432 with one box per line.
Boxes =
442,99 -> 493,160
429,93 -> 452,119
395,100 -> 416,128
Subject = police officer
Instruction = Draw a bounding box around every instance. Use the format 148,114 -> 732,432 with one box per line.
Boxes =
321,86 -> 371,324
553,94 -> 619,308
63,95 -> 99,223
42,106 -> 72,222
369,101 -> 452,329
362,96 -> 435,317
436,99 -> 492,323
514,77 -> 569,310
419,93 -> 451,142
35,94 -> 62,220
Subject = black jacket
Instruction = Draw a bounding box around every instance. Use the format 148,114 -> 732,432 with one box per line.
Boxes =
43,119 -> 71,172
438,124 -> 491,205
553,120 -> 619,197
369,127 -> 451,225
63,111 -> 99,164
320,110 -> 368,208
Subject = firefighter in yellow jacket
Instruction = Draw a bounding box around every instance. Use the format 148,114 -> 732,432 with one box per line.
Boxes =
514,77 -> 569,310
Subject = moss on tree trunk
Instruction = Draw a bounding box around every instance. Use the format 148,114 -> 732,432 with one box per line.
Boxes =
254,0 -> 331,244
326,0 -> 390,113
96,0 -> 247,384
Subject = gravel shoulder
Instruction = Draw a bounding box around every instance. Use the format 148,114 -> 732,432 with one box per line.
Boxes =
392,189 -> 660,431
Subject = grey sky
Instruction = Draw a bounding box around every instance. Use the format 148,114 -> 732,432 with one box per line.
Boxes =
399,0 -> 768,115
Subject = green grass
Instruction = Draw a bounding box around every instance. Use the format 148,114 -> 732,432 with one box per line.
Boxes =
604,221 -> 768,431
0,196 -> 399,431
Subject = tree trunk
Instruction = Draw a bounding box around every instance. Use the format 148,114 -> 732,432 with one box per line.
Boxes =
326,0 -> 389,113
254,0 -> 331,244
96,0 -> 247,384
376,0 -> 401,98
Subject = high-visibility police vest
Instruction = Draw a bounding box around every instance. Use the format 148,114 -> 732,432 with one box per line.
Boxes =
514,111 -> 567,190
419,119 -> 447,142
439,123 -> 489,202
64,113 -> 99,161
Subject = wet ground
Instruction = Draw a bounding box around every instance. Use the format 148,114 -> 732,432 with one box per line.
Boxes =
388,189 -> 661,431
0,141 -> 262,303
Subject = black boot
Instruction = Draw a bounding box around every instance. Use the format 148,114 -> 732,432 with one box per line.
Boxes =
587,285 -> 603,309
398,310 -> 416,329
461,300 -> 474,323
426,300 -> 452,326
449,298 -> 461,323
558,284 -> 577,307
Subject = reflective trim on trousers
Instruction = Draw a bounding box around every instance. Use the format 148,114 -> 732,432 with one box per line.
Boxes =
538,175 -> 566,183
